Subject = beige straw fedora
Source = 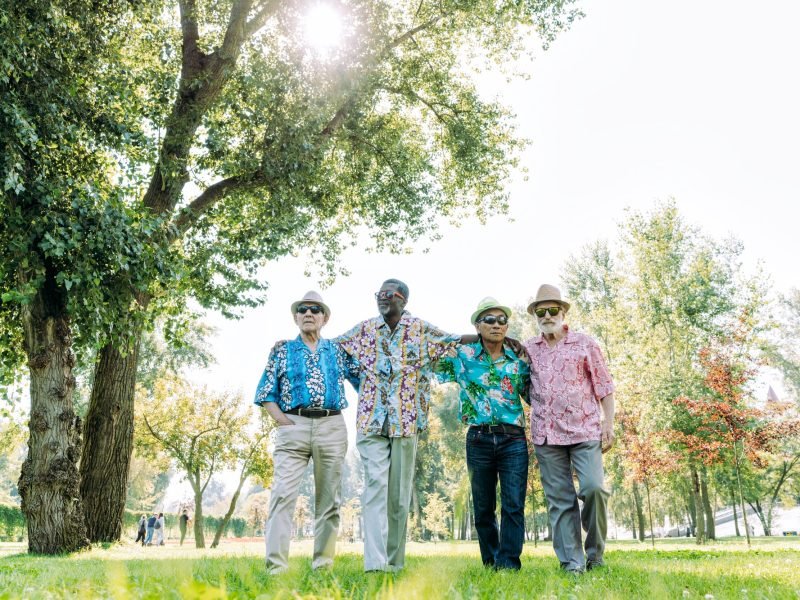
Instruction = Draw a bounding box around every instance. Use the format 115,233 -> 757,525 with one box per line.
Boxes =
290,290 -> 331,316
526,284 -> 571,315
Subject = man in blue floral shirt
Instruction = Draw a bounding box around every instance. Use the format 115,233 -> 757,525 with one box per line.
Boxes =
254,291 -> 359,574
436,297 -> 530,570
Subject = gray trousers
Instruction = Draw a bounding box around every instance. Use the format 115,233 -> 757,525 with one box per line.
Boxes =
264,413 -> 348,572
535,440 -> 609,570
356,426 -> 418,572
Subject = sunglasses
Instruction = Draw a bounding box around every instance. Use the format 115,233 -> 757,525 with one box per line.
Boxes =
534,306 -> 562,318
296,305 -> 323,315
374,290 -> 406,301
477,315 -> 509,325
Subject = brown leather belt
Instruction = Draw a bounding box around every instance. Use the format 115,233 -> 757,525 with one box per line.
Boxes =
285,408 -> 341,418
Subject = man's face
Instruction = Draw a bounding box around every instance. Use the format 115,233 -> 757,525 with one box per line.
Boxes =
375,282 -> 406,320
475,308 -> 508,344
294,302 -> 328,334
535,301 -> 564,335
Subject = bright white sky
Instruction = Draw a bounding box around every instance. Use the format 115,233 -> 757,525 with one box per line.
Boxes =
196,0 -> 800,408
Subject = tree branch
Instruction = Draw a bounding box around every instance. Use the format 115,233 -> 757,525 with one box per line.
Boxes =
178,0 -> 201,62
170,174 -> 266,238
244,0 -> 283,38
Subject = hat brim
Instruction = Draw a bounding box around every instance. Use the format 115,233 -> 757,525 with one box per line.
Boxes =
471,304 -> 512,324
526,299 -> 570,315
290,300 -> 330,317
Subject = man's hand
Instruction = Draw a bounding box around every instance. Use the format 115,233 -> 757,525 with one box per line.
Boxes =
600,420 -> 615,453
504,337 -> 527,358
262,402 -> 295,426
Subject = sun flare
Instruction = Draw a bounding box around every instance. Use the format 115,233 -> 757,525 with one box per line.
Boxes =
303,2 -> 344,57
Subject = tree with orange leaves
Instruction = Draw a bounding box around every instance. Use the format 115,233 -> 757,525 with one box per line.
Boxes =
671,337 -> 800,545
618,411 -> 678,547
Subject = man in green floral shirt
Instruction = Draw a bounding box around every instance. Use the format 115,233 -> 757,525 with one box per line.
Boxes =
436,297 -> 530,570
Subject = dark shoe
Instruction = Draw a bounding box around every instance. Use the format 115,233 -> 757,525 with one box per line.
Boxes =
586,560 -> 605,571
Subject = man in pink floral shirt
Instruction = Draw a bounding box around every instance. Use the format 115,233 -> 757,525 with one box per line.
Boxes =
523,284 -> 616,574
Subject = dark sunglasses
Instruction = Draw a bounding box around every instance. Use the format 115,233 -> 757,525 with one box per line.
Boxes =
477,315 -> 509,325
374,290 -> 406,301
296,305 -> 323,315
535,306 -> 562,318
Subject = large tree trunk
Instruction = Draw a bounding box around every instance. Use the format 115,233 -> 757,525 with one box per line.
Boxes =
691,466 -> 705,544
193,487 -> 206,548
79,337 -> 141,542
18,282 -> 89,554
632,482 -> 646,542
700,468 -> 715,539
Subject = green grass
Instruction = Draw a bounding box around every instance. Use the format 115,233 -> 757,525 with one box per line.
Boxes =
1,538 -> 799,599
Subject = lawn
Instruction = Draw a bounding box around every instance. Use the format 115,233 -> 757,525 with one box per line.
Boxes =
1,537 -> 798,599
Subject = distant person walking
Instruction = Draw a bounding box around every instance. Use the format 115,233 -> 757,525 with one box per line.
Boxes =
135,515 -> 147,546
154,512 -> 165,546
179,510 -> 190,546
145,513 -> 157,546
524,284 -> 616,573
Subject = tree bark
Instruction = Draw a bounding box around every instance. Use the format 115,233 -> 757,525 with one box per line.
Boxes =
210,474 -> 247,548
700,467 -> 715,540
632,482 -> 646,542
644,480 -> 656,548
193,484 -> 206,548
691,465 -> 705,544
729,485 -> 741,537
79,336 -> 141,542
18,281 -> 89,554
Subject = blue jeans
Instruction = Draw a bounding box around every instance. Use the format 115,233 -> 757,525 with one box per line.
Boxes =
466,427 -> 529,570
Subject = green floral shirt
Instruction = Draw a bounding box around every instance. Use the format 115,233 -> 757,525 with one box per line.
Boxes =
436,342 -> 530,427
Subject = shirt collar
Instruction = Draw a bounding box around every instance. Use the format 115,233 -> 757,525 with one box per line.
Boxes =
291,335 -> 330,351
473,341 -> 517,361
377,310 -> 413,329
533,324 -> 571,344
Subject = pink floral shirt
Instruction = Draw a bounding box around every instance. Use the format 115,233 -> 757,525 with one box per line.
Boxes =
523,327 -> 615,445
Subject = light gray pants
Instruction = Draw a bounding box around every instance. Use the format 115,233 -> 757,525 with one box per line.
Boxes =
356,428 -> 418,572
264,413 -> 348,572
535,440 -> 609,571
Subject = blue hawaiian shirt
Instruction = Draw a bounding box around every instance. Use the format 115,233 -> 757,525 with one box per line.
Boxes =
436,342 -> 530,427
254,337 -> 360,411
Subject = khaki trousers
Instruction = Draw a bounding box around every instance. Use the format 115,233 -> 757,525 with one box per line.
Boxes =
356,427 -> 418,572
264,413 -> 348,572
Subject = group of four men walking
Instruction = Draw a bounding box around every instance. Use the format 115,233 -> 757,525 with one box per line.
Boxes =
254,279 -> 615,574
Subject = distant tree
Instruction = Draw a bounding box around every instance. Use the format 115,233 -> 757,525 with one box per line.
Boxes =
422,492 -> 450,542
293,495 -> 311,539
136,376 -> 270,548
619,412 -> 677,547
